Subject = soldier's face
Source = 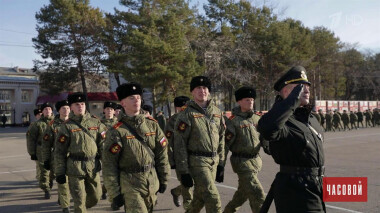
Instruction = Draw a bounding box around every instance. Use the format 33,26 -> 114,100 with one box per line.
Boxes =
281,83 -> 310,106
114,109 -> 121,117
121,95 -> 141,116
103,107 -> 115,119
238,98 -> 254,112
42,107 -> 52,117
71,102 -> 86,115
192,86 -> 209,103
59,106 -> 70,117
35,113 -> 42,120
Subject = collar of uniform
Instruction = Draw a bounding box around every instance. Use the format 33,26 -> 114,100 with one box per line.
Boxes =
232,106 -> 254,119
69,111 -> 91,123
188,99 -> 215,114
121,114 -> 145,125
294,105 -> 313,123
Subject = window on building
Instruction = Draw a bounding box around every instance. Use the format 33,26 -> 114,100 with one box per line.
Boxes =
0,90 -> 11,102
21,90 -> 33,103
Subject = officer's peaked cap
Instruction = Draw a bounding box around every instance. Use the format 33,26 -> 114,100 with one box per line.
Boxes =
116,82 -> 143,101
174,96 -> 190,107
190,76 -> 211,92
68,92 -> 87,105
55,100 -> 69,111
103,101 -> 117,109
274,66 -> 311,92
235,86 -> 256,101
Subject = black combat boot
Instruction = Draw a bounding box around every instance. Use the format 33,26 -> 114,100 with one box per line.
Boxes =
171,189 -> 182,207
44,190 -> 51,199
62,208 -> 70,213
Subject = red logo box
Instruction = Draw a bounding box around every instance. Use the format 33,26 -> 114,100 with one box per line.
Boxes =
323,177 -> 367,202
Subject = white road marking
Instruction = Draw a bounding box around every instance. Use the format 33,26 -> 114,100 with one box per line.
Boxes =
326,133 -> 380,140
0,169 -> 35,174
0,154 -> 27,159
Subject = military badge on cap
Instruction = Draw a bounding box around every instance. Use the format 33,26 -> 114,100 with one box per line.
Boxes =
58,135 -> 67,143
110,143 -> 121,154
160,137 -> 167,147
178,121 -> 188,132
273,66 -> 311,91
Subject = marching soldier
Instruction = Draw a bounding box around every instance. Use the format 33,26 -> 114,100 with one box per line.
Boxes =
356,110 -> 364,128
365,109 -> 372,127
54,92 -> 107,213
165,96 -> 193,209
349,111 -> 358,130
333,110 -> 342,131
258,66 -> 325,212
142,105 -> 153,116
318,109 -> 325,130
325,110 -> 333,132
26,103 -> 54,199
102,83 -> 170,212
42,100 -> 71,213
223,86 -> 265,213
27,109 -> 42,182
115,104 -> 123,118
373,108 -> 379,127
173,76 -> 226,213
155,111 -> 167,131
341,110 -> 350,130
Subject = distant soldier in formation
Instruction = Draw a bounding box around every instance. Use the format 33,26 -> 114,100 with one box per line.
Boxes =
102,83 -> 170,212
165,96 -> 193,209
364,109 -> 372,127
42,100 -> 71,213
333,110 -> 342,131
341,110 -> 350,131
55,92 -> 107,213
373,108 -> 379,127
155,111 -> 167,131
142,104 -> 153,116
318,109 -> 325,130
312,108 -> 321,124
174,76 -> 226,213
349,111 -> 358,130
223,86 -> 265,213
356,110 -> 364,128
325,110 -> 333,132
26,103 -> 55,199
114,104 -> 123,118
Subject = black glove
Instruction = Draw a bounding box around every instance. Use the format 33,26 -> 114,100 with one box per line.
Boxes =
180,174 -> 193,188
43,161 -> 50,170
215,165 -> 224,183
260,136 -> 271,155
56,175 -> 66,184
30,154 -> 37,160
171,164 -> 176,169
111,194 -> 124,210
157,183 -> 167,194
287,84 -> 304,100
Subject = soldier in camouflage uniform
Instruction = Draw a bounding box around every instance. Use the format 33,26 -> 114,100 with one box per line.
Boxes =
364,109 -> 372,127
356,110 -> 364,128
26,103 -> 54,199
165,96 -> 193,209
102,83 -> 170,212
27,109 -> 42,181
115,104 -> 123,118
325,110 -> 333,132
155,111 -> 166,131
349,111 -> 358,130
373,108 -> 379,127
100,101 -> 118,200
42,100 -> 71,213
54,93 -> 107,213
174,76 -> 225,213
223,86 -> 265,213
333,110 -> 342,131
318,109 -> 325,130
341,110 -> 350,130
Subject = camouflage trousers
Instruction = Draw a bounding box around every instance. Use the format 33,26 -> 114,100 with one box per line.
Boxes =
224,172 -> 265,213
172,172 -> 193,210
68,172 -> 101,213
37,161 -> 54,192
186,165 -> 222,213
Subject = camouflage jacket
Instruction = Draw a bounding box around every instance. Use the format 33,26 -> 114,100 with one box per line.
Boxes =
102,114 -> 170,199
341,113 -> 350,123
349,113 -> 358,122
164,112 -> 180,167
41,115 -> 66,162
101,117 -> 118,130
54,112 -> 107,177
173,100 -> 225,174
224,107 -> 262,173
26,115 -> 54,161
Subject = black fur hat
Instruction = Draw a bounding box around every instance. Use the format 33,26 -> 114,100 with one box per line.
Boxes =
190,76 -> 211,92
235,86 -> 256,101
68,92 -> 87,105
55,100 -> 69,111
34,108 -> 42,116
103,101 -> 117,109
174,96 -> 190,107
41,102 -> 53,111
116,82 -> 143,101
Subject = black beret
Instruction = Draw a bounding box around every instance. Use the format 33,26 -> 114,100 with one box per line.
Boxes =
34,108 -> 42,116
55,100 -> 69,111
68,92 -> 87,105
190,76 -> 211,92
103,101 -> 117,109
142,105 -> 153,115
41,102 -> 53,111
174,96 -> 190,107
274,66 -> 311,91
235,86 -> 256,101
116,82 -> 143,101
115,104 -> 123,110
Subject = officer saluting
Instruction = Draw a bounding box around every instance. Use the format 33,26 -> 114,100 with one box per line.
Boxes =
102,82 -> 170,212
258,66 -> 325,212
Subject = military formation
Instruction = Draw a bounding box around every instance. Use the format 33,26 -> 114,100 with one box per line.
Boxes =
25,66 -> 379,213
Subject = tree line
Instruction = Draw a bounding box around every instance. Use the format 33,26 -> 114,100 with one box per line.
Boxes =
32,0 -> 380,112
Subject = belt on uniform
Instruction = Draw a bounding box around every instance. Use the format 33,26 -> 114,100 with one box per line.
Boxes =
280,165 -> 325,176
124,163 -> 155,173
231,152 -> 259,159
69,154 -> 96,161
188,150 -> 217,157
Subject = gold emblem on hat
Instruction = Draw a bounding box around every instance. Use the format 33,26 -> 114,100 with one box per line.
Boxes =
133,86 -> 136,90
200,78 -> 203,82
301,71 -> 307,80
78,97 -> 81,100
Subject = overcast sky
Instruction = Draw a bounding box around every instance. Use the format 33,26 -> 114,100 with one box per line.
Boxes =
0,0 -> 379,68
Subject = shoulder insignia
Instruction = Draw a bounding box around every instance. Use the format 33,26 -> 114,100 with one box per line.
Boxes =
145,132 -> 156,136
126,135 -> 136,139
213,114 -> 221,118
226,132 -> 234,141
159,137 -> 167,147
146,116 -> 158,123
43,134 -> 50,141
180,105 -> 187,111
88,127 -> 99,131
109,143 -> 121,154
58,135 -> 67,143
71,128 -> 82,132
166,130 -> 173,138
229,115 -> 236,120
178,121 -> 188,132
192,114 -> 204,118
113,122 -> 123,129
49,120 -> 55,126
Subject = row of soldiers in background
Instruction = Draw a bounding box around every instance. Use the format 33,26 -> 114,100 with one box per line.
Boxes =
314,108 -> 380,131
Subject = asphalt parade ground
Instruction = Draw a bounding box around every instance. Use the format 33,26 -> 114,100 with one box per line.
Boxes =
0,126 -> 379,213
